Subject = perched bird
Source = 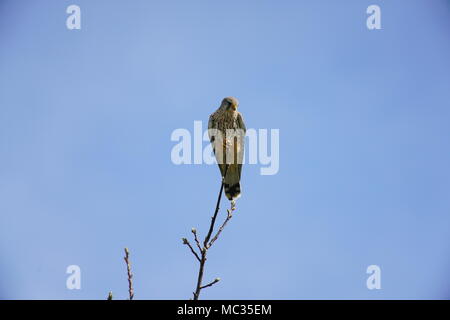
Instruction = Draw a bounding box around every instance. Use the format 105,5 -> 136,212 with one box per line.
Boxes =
208,97 -> 246,201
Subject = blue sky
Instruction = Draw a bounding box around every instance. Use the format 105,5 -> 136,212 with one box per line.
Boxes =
0,0 -> 450,299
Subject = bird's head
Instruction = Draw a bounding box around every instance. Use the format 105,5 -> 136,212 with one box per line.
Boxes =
221,97 -> 239,112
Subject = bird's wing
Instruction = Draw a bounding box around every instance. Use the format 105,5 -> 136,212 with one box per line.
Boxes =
208,114 -> 215,139
209,113 -> 226,177
237,112 -> 246,134
208,113 -> 220,159
236,112 -> 246,179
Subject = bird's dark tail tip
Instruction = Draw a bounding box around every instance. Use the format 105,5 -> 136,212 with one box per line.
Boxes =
224,183 -> 241,201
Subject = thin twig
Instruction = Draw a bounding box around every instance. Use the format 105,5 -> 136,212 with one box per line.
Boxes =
124,248 -> 134,300
193,251 -> 207,300
192,228 -> 202,252
203,166 -> 229,248
183,164 -> 236,300
200,278 -> 220,290
182,238 -> 201,262
191,165 -> 233,300
208,206 -> 235,248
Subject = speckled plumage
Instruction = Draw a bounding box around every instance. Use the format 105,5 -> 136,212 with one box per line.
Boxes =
208,97 -> 246,201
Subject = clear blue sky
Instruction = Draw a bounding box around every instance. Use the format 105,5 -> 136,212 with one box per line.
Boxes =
1,0 -> 450,299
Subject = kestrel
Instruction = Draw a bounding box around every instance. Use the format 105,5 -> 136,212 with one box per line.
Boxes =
208,97 -> 246,201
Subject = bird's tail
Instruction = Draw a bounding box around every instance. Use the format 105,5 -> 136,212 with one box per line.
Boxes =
224,182 -> 241,201
223,165 -> 242,201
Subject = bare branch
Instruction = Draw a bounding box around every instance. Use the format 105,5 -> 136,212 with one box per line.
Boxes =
203,166 -> 229,248
208,206 -> 235,248
191,228 -> 202,252
200,278 -> 221,290
192,166 -> 231,300
124,247 -> 134,300
183,164 -> 238,300
193,252 -> 207,300
182,238 -> 201,262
